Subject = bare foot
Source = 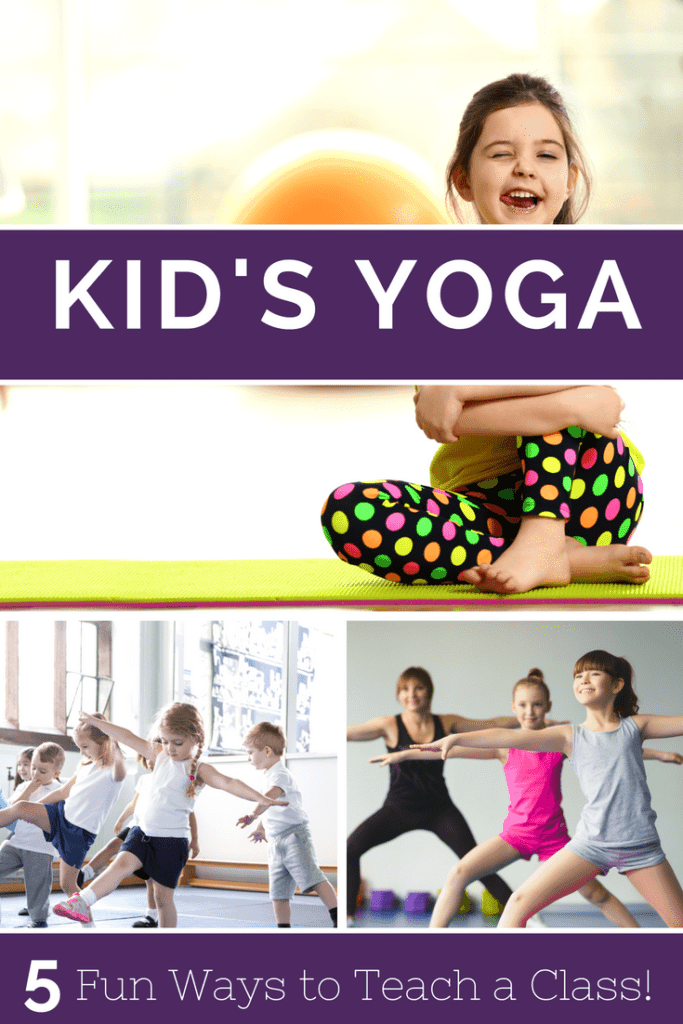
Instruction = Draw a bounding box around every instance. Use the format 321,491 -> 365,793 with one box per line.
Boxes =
566,540 -> 652,584
465,517 -> 571,594
460,565 -> 487,586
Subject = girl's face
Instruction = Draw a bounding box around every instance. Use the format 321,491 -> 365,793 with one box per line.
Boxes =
456,103 -> 576,225
512,683 -> 550,730
573,666 -> 622,706
397,678 -> 431,713
74,730 -> 104,763
31,753 -> 60,786
159,727 -> 197,762
16,755 -> 32,780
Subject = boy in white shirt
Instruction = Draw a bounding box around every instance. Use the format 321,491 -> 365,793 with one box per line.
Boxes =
0,743 -> 65,927
238,722 -> 337,928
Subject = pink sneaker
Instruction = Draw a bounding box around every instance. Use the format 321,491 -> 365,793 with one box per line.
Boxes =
53,894 -> 91,923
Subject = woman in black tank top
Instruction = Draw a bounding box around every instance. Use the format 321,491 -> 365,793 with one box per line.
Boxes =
347,666 -> 519,924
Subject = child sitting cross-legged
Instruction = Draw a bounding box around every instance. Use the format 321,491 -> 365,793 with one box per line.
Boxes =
238,722 -> 338,928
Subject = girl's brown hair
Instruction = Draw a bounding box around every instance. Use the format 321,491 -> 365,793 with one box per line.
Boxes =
14,747 -> 34,789
574,650 -> 638,718
75,713 -> 120,767
396,666 -> 434,706
446,73 -> 591,224
156,702 -> 205,797
512,668 -> 550,706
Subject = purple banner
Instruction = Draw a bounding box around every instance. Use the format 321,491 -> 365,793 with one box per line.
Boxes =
0,227 -> 677,379
0,931 -> 674,1023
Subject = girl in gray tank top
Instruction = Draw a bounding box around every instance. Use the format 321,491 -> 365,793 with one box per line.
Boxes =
419,649 -> 683,928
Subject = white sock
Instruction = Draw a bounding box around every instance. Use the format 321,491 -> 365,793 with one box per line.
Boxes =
81,864 -> 95,882
147,908 -> 158,921
79,887 -> 98,908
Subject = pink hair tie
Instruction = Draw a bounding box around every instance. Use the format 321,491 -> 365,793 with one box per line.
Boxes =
189,775 -> 195,781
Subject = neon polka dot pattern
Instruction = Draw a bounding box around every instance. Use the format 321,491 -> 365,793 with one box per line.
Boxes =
320,428 -> 644,586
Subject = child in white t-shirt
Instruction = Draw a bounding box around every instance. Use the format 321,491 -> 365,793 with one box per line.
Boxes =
0,743 -> 65,927
239,722 -> 337,928
0,716 -> 125,916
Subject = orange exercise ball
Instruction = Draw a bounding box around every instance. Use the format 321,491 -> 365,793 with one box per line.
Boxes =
219,130 -> 449,225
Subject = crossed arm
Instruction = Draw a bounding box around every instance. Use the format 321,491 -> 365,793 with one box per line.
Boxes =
414,385 -> 624,444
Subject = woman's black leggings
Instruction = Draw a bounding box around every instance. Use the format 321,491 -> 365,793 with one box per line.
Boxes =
347,802 -> 513,916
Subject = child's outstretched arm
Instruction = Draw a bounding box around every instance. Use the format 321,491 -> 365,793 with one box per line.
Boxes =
236,786 -> 285,828
635,715 -> 683,741
369,747 -> 499,767
642,748 -> 683,764
197,764 -> 288,806
78,711 -> 153,763
444,712 -> 569,734
414,724 -> 572,759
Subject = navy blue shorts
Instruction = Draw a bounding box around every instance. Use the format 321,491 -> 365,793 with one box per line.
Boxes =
120,826 -> 189,889
43,802 -> 96,869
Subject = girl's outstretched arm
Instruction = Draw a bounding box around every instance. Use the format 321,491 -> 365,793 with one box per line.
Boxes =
636,715 -> 683,741
236,787 -> 285,827
642,748 -> 683,764
445,713 -> 518,732
197,763 -> 288,806
414,724 -> 572,759
78,711 -> 152,762
444,713 -> 568,733
370,747 -> 499,767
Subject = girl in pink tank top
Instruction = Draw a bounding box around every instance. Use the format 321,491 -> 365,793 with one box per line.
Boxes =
373,669 -> 677,928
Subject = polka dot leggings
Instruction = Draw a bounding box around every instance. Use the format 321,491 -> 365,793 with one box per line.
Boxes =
321,429 -> 644,585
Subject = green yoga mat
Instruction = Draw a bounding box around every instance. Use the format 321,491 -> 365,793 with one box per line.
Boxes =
0,556 -> 681,607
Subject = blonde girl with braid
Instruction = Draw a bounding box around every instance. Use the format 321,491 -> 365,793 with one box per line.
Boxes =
53,704 -> 288,928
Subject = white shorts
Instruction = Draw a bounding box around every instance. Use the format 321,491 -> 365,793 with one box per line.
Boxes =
268,823 -> 326,901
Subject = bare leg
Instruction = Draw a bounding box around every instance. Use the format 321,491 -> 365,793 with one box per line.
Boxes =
462,517 -> 571,594
86,851 -> 143,902
625,860 -> 683,927
273,899 -> 291,925
0,801 -> 50,832
565,538 -> 652,584
86,836 -> 124,876
578,878 -> 639,927
146,878 -> 157,910
498,848 -> 600,928
311,879 -> 337,910
59,862 -> 81,897
431,836 -> 519,928
151,881 -> 177,929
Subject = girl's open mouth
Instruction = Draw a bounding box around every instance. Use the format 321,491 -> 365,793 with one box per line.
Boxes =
501,191 -> 540,210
